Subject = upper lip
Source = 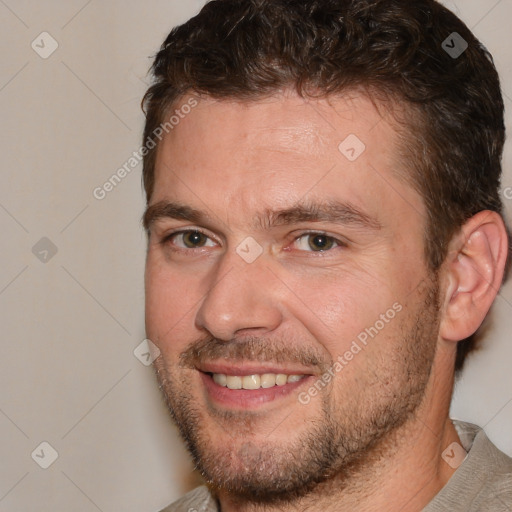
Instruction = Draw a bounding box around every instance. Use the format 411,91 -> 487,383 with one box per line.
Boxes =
197,361 -> 316,377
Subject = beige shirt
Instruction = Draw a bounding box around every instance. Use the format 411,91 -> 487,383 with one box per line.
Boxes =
160,420 -> 512,512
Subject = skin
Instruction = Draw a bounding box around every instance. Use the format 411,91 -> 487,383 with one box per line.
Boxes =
144,90 -> 508,511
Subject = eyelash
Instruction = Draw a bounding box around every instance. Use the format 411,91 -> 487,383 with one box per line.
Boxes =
160,229 -> 346,255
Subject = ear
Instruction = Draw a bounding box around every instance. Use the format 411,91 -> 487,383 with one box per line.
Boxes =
440,210 -> 509,342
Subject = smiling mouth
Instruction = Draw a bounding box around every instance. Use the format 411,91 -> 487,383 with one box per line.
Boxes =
208,372 -> 307,390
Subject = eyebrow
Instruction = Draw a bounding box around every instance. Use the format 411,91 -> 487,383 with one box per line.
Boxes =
142,199 -> 382,233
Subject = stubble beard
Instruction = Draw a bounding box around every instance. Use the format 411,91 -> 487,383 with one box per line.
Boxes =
153,279 -> 440,506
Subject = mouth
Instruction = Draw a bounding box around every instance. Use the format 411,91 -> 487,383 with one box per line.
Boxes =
197,364 -> 315,409
210,372 -> 306,389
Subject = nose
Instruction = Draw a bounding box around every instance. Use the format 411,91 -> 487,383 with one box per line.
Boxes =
195,252 -> 283,341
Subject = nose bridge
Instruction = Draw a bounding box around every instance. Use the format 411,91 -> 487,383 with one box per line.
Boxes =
195,250 -> 282,340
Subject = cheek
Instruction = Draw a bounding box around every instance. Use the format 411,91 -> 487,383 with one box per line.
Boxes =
297,281 -> 350,335
278,267 -> 391,356
144,258 -> 200,355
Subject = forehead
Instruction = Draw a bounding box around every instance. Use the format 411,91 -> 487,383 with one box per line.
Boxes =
156,92 -> 393,169
151,91 -> 424,235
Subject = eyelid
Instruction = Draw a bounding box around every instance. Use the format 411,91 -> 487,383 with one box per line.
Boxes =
289,231 -> 346,252
160,228 -> 219,248
160,228 -> 346,253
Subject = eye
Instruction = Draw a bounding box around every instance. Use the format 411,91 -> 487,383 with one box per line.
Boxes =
292,233 -> 342,252
163,230 -> 216,249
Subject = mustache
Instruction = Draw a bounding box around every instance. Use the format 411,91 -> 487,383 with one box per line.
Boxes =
179,335 -> 332,372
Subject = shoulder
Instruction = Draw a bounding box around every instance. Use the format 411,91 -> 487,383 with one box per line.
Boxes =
471,426 -> 512,510
425,420 -> 512,511
454,419 -> 512,474
158,486 -> 217,512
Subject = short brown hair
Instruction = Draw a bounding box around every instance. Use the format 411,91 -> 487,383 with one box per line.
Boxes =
141,0 -> 508,373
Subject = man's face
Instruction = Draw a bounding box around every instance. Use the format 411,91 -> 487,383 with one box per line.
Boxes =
144,92 -> 441,501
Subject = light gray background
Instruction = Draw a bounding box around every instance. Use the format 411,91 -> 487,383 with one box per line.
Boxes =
0,1 -> 511,511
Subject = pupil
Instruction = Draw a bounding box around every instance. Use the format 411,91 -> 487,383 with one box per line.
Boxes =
185,232 -> 204,247
310,235 -> 332,251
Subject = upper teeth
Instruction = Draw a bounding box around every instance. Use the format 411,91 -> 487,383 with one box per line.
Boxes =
213,373 -> 305,390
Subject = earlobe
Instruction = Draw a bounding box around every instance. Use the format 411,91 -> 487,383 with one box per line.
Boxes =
440,211 -> 509,342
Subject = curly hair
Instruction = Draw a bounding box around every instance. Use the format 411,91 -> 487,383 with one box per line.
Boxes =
141,0 -> 509,374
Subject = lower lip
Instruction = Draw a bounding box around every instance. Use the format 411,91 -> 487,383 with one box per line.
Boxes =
200,372 -> 312,409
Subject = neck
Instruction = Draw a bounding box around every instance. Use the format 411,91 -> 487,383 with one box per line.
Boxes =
216,345 -> 461,512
